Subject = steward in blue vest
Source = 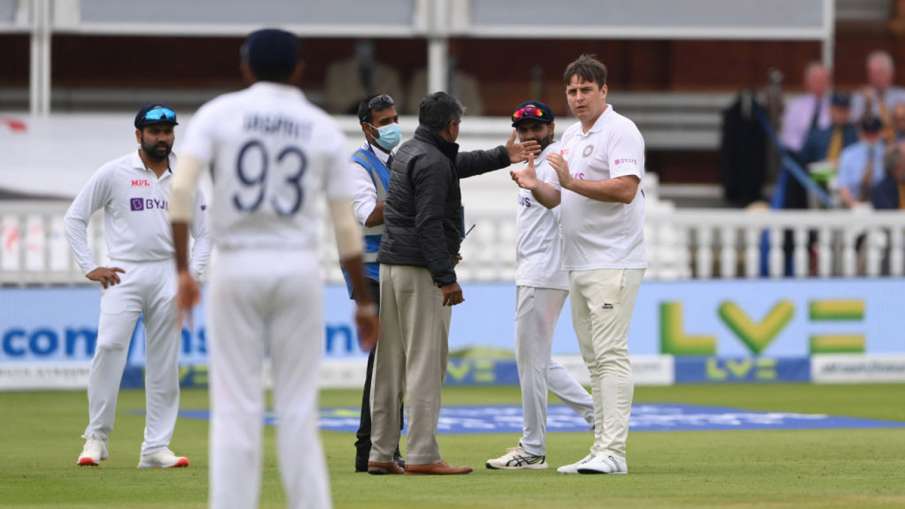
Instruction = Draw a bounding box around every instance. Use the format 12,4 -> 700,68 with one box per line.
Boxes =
341,95 -> 400,297
342,145 -> 391,293
347,94 -> 406,474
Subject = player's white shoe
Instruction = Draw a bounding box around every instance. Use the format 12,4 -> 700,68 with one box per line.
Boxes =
485,445 -> 547,470
137,448 -> 190,469
76,438 -> 108,466
577,454 -> 628,475
556,453 -> 594,474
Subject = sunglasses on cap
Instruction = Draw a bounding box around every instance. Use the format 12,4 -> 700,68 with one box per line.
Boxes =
143,106 -> 177,123
368,94 -> 395,110
511,104 -> 546,124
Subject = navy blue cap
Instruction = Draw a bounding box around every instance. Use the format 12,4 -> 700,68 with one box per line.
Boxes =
134,104 -> 178,128
511,100 -> 554,127
861,116 -> 883,133
830,92 -> 851,108
241,28 -> 298,80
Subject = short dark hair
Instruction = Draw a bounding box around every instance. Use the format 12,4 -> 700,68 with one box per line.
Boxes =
357,94 -> 395,124
563,54 -> 608,87
418,92 -> 464,132
241,28 -> 299,82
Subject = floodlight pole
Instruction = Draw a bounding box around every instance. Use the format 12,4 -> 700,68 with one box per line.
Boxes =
428,38 -> 448,93
427,0 -> 449,93
29,0 -> 52,116
822,0 -> 835,68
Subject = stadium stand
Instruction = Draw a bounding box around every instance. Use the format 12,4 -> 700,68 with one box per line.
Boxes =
3,0 -> 905,286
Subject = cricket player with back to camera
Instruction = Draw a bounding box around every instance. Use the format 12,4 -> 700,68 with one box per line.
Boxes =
169,28 -> 379,509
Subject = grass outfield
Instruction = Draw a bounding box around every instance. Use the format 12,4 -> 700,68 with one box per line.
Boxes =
3,384 -> 905,508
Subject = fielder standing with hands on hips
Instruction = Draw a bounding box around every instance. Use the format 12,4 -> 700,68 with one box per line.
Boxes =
169,28 -> 377,509
512,54 -> 646,475
65,104 -> 210,468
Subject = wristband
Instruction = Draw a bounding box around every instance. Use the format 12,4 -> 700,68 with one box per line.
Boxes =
357,303 -> 378,316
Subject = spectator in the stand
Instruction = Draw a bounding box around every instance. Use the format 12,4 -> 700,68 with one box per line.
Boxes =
850,51 -> 905,133
872,142 -> 905,209
837,116 -> 886,208
784,92 -> 858,210
893,102 -> 905,141
719,91 -> 767,207
780,62 -> 832,154
800,92 -> 859,166
324,40 -> 405,114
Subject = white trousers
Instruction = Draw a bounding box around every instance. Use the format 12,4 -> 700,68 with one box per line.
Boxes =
515,286 -> 594,456
569,269 -> 644,459
83,259 -> 180,456
208,250 -> 330,509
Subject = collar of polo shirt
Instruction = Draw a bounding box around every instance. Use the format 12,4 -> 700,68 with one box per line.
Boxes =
579,104 -> 614,137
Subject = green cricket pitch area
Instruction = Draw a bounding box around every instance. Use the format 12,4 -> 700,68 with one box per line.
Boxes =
3,383 -> 905,508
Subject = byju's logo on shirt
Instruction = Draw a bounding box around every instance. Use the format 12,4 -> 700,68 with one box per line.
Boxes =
130,198 -> 168,211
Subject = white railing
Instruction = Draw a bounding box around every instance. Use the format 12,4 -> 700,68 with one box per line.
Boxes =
2,200 -> 905,286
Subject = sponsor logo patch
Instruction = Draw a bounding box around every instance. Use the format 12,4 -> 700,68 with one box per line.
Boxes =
131,179 -> 151,188
130,198 -> 168,211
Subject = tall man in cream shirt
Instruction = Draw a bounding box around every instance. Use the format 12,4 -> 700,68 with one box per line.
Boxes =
513,55 -> 646,475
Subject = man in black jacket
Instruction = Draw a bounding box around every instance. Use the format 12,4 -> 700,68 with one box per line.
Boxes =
367,92 -> 538,475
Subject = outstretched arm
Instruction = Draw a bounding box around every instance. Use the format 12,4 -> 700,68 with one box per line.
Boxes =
456,130 -> 541,179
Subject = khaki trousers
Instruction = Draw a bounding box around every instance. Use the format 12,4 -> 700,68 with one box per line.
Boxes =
569,268 -> 644,459
369,264 -> 451,465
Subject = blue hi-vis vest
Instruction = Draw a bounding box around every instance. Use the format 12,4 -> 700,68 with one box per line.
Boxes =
342,146 -> 390,295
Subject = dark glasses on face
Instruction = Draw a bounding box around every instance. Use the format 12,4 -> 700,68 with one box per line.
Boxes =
144,107 -> 176,122
511,105 -> 545,123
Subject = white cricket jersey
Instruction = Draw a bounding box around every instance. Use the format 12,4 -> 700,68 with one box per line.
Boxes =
64,151 -> 211,276
179,82 -> 353,251
557,105 -> 647,270
515,142 -> 569,291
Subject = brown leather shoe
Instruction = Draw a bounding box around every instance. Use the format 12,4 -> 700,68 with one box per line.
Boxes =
404,461 -> 473,475
367,461 -> 405,475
